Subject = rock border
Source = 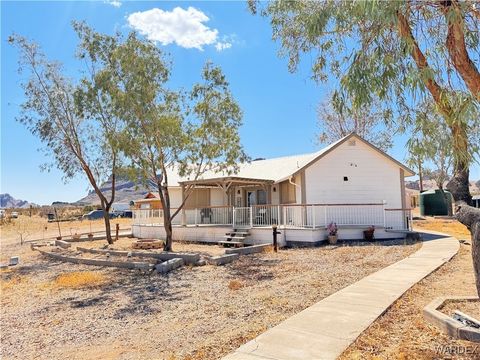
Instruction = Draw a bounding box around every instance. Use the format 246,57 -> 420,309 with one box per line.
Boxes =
76,247 -> 200,265
207,254 -> 239,266
225,244 -> 271,255
423,296 -> 480,342
36,249 -> 155,271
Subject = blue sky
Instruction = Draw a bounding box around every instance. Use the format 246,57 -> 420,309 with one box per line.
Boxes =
1,1 -> 479,205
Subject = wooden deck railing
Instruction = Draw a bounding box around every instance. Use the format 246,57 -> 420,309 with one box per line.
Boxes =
133,203 -> 412,231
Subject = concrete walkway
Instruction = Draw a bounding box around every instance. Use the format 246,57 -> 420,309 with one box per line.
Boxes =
223,231 -> 460,360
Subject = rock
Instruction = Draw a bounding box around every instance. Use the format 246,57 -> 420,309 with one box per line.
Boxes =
207,254 -> 239,266
195,259 -> 207,266
55,239 -> 71,249
9,256 -> 19,266
155,258 -> 184,274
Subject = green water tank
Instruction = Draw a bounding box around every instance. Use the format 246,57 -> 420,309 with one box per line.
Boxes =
419,189 -> 453,216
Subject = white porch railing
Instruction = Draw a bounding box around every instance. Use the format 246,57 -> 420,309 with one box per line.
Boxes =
132,203 -> 412,230
384,208 -> 413,231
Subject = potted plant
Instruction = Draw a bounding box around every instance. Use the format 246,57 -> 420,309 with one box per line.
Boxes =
364,225 -> 375,241
327,222 -> 338,244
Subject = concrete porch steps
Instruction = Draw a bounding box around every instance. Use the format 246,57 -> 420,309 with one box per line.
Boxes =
219,229 -> 250,247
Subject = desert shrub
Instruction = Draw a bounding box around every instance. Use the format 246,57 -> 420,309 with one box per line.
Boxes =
228,280 -> 243,291
54,271 -> 107,289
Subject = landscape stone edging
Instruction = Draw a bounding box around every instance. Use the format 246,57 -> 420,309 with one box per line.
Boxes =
55,240 -> 71,249
76,247 -> 200,265
62,232 -> 132,242
225,244 -> 271,255
423,296 -> 480,342
207,253 -> 239,266
37,249 -> 155,270
155,258 -> 184,274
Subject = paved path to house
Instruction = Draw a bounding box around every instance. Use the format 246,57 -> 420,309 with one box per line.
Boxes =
223,230 -> 460,360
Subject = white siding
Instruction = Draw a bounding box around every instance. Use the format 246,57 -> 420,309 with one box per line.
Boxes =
210,188 -> 226,206
271,185 -> 280,205
294,174 -> 302,204
305,140 -> 402,208
169,188 -> 183,208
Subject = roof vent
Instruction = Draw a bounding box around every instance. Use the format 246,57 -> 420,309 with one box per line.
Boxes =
348,140 -> 356,146
252,157 -> 266,161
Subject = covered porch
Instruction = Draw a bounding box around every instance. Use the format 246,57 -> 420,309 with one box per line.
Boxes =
133,203 -> 412,231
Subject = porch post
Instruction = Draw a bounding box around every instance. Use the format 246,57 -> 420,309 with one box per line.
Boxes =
181,184 -> 187,226
312,205 -> 316,229
250,207 -> 253,228
383,200 -> 387,228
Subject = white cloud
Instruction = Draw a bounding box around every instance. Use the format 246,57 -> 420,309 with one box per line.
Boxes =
127,7 -> 233,51
105,0 -> 121,8
215,42 -> 232,51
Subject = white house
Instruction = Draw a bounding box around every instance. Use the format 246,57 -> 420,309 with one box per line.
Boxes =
132,133 -> 415,246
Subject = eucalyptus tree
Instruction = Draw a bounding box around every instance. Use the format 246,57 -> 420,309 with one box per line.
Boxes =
250,0 -> 480,294
406,138 -> 427,193
408,105 -> 455,215
76,24 -> 247,251
9,33 -> 123,244
317,93 -> 393,151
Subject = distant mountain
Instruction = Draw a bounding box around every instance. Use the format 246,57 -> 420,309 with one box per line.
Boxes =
406,179 -> 480,194
76,177 -> 153,205
0,193 -> 37,208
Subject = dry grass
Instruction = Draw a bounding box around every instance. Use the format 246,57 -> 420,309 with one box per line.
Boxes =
54,271 -> 107,289
228,279 -> 244,291
414,217 -> 471,239
0,275 -> 26,292
340,217 -> 478,360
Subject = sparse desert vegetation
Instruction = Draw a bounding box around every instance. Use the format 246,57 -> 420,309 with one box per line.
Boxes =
0,215 -> 131,263
0,222 -> 419,360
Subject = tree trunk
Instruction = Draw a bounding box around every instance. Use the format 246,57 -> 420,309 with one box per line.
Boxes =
454,201 -> 480,297
163,206 -> 173,251
447,162 -> 480,297
418,159 -> 424,192
101,202 -> 113,245
447,166 -> 472,205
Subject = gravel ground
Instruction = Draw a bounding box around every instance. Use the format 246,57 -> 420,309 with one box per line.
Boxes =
441,299 -> 480,320
1,239 -> 419,360
340,218 -> 479,360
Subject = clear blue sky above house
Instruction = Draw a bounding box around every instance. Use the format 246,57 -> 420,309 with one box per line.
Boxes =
1,1 -> 479,205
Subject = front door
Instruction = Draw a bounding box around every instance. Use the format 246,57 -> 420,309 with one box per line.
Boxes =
247,191 -> 256,207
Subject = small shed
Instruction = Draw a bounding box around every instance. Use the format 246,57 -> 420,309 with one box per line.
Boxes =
419,189 -> 453,216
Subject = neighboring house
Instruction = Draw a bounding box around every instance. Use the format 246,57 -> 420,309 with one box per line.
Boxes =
133,192 -> 163,210
133,133 -> 415,245
405,188 -> 420,208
